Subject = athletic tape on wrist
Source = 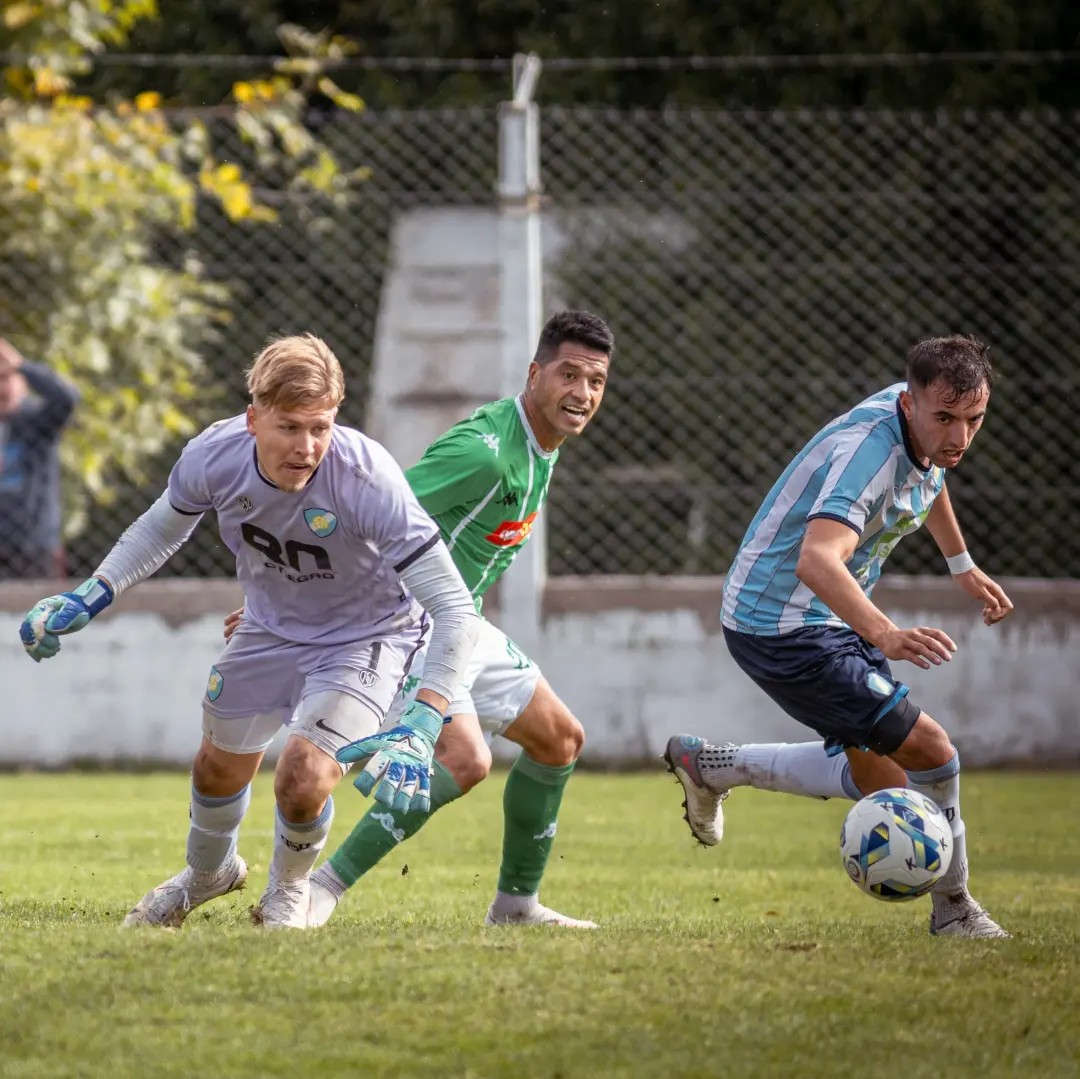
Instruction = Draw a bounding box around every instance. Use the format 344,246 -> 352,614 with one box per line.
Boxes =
945,551 -> 976,575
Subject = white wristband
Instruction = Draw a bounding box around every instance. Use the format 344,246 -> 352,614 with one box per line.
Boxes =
946,551 -> 976,575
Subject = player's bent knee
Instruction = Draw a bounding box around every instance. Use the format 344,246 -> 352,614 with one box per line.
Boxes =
530,713 -> 585,767
440,742 -> 492,793
274,737 -> 339,818
192,740 -> 257,796
889,712 -> 956,772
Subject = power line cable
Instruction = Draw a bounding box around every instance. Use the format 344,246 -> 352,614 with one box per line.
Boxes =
1,50 -> 1079,71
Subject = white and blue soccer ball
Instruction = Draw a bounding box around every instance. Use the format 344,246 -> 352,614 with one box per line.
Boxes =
839,788 -> 953,902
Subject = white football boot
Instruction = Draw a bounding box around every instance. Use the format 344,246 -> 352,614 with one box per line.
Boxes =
122,856 -> 248,928
251,876 -> 309,929
663,734 -> 732,847
930,897 -> 1010,939
484,899 -> 598,929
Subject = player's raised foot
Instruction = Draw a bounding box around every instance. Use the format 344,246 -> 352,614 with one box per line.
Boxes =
484,899 -> 597,929
121,856 -> 248,928
306,876 -> 340,928
251,876 -> 309,930
930,899 -> 1010,939
663,734 -> 732,847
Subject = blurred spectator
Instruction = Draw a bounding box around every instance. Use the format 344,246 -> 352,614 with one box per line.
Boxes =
0,338 -> 80,579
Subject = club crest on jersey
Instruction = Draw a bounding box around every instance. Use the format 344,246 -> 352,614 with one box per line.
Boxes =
304,508 -> 338,537
206,666 -> 224,702
236,495 -> 252,511
865,671 -> 892,698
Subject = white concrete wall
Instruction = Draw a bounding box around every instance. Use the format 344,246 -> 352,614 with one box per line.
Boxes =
2,576 -> 1076,768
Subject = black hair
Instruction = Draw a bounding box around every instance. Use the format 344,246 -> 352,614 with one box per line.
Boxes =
906,335 -> 993,404
532,310 -> 614,365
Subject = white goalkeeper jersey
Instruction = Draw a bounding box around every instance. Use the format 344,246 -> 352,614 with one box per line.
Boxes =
167,415 -> 439,646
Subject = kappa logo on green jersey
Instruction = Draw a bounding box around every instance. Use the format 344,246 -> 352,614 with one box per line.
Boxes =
475,433 -> 500,456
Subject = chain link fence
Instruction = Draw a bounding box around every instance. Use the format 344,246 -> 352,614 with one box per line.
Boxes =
4,104 -> 1078,579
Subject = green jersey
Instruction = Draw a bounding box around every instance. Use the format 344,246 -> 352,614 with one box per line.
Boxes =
406,395 -> 557,609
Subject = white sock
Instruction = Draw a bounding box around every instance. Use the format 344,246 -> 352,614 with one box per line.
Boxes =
187,784 -> 250,876
729,742 -> 860,800
271,795 -> 334,883
312,862 -> 348,899
490,889 -> 539,917
906,752 -> 970,915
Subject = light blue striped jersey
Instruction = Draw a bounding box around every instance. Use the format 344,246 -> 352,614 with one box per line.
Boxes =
721,384 -> 945,635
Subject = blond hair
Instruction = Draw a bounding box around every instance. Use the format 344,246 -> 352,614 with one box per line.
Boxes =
246,333 -> 345,410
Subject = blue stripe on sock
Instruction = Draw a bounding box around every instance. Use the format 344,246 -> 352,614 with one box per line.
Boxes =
907,751 -> 960,784
192,785 -> 249,808
278,794 -> 334,833
840,761 -> 861,800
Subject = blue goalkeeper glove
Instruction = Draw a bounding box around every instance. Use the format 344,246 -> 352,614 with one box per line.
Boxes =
19,577 -> 114,662
336,699 -> 445,814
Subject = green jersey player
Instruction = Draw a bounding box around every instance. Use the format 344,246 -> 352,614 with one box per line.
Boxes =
225,310 -> 614,927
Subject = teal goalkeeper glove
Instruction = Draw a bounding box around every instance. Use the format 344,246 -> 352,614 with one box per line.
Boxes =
336,699 -> 445,814
19,578 -> 114,662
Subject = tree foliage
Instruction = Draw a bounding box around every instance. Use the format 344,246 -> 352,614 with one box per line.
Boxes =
0,1 -> 362,534
83,0 -> 1080,110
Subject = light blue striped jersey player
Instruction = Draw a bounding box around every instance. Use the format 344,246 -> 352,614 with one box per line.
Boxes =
721,384 -> 945,636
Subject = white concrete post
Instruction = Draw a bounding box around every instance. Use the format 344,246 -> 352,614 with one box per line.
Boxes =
497,53 -> 545,658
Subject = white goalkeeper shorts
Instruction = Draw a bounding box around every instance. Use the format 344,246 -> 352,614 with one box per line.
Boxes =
200,618 -> 429,759
382,616 -> 541,737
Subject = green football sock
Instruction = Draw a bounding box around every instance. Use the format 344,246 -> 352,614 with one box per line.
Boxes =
329,760 -> 462,888
497,752 -> 576,897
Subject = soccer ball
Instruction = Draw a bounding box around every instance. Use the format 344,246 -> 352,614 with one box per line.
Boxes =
839,788 -> 953,902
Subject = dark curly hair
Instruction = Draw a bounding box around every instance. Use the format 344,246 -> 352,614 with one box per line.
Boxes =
906,335 -> 993,405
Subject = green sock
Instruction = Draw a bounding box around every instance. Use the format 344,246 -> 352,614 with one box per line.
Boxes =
329,760 -> 462,887
497,753 -> 576,897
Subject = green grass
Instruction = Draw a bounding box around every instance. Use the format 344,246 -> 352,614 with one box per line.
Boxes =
1,771 -> 1078,1078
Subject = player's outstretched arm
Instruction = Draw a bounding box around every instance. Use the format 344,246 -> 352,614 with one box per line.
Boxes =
796,518 -> 957,670
924,486 -> 1014,626
337,539 -> 481,813
18,492 -> 203,662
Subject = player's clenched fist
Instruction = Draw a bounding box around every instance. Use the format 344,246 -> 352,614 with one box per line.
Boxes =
19,577 -> 114,662
337,699 -> 445,813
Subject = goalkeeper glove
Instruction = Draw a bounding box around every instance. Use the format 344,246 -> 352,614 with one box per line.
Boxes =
336,699 -> 445,814
19,577 -> 114,663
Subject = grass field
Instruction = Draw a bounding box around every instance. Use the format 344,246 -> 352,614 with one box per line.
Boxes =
1,770 -> 1078,1078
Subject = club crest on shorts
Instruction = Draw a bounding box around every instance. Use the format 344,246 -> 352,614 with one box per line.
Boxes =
304,508 -> 338,537
865,671 -> 892,698
206,666 -> 224,701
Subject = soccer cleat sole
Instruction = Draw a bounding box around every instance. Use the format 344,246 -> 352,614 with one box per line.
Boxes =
662,744 -> 724,848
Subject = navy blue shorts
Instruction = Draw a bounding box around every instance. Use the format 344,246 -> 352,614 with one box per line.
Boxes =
723,625 -> 920,756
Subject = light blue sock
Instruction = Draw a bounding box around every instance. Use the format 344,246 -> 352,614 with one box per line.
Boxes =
907,752 -> 969,900
187,784 -> 250,874
732,742 -> 858,800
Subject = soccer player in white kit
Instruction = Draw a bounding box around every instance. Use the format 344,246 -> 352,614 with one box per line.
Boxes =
19,334 -> 480,928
